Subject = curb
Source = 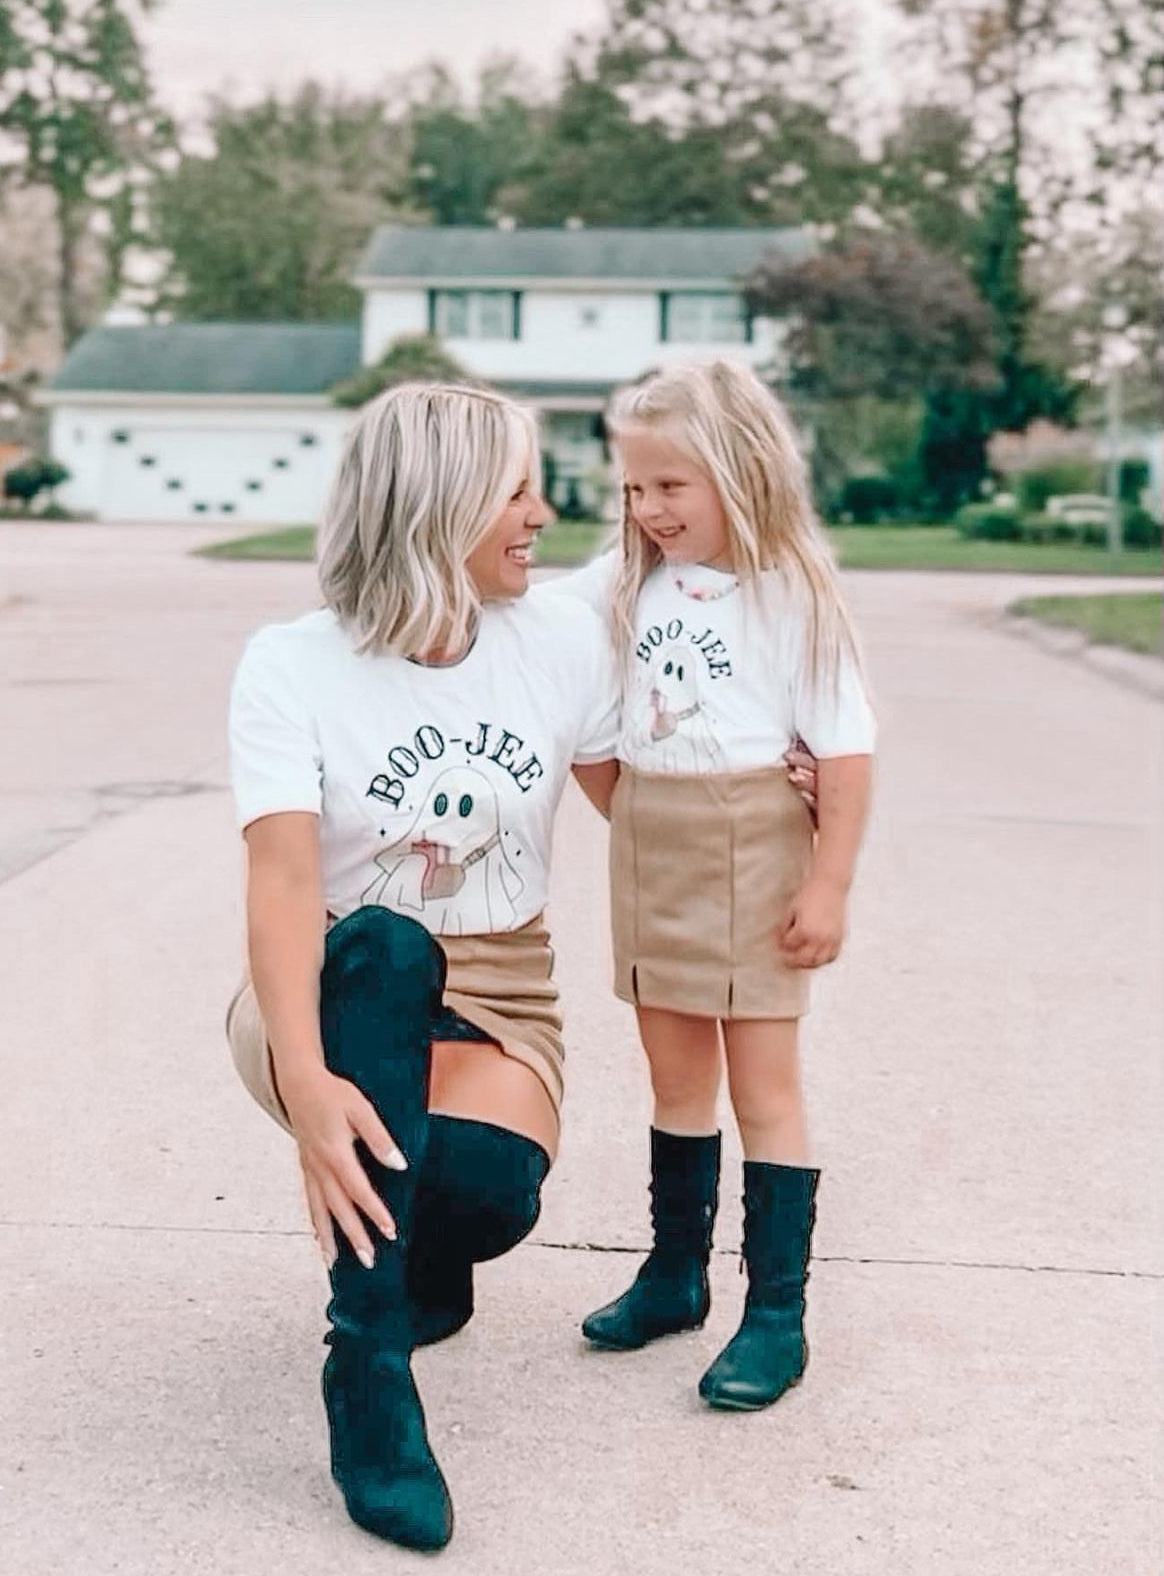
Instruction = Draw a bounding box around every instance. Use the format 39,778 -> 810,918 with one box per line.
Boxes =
1001,614 -> 1164,702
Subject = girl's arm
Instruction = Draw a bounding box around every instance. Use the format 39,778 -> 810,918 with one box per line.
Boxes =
779,754 -> 873,969
572,757 -> 620,819
245,811 -> 402,1265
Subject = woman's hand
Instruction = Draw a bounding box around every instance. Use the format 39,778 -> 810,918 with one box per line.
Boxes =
280,1062 -> 407,1269
783,736 -> 818,824
778,873 -> 848,970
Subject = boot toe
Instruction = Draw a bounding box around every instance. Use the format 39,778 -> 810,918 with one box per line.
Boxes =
343,1468 -> 454,1550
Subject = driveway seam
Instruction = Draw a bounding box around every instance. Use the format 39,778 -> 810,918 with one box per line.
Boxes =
1,1219 -> 1158,1281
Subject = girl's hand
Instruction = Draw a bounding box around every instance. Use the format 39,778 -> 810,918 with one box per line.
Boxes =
279,1062 -> 406,1269
779,874 -> 848,969
783,736 -> 818,825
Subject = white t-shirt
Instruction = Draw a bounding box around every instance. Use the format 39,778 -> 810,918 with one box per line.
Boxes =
229,591 -> 618,936
551,552 -> 875,774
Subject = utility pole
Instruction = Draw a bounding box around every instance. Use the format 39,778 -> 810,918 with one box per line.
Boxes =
1104,359 -> 1123,556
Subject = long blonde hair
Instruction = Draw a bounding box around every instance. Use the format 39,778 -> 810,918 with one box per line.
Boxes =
607,359 -> 859,684
318,381 -> 538,657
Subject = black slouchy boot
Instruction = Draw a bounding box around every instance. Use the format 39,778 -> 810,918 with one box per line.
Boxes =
582,1128 -> 720,1350
318,907 -> 454,1551
698,1162 -> 819,1411
407,1115 -> 550,1350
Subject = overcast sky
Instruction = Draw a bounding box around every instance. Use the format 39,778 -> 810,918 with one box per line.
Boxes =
144,0 -> 609,115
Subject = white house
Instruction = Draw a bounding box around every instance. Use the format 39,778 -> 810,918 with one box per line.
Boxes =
42,225 -> 810,524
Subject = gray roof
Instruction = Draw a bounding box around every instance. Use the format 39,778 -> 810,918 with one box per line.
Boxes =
48,323 -> 361,396
356,226 -> 812,284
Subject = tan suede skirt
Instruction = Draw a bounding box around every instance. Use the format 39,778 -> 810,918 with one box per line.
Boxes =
610,765 -> 814,1019
226,913 -> 564,1135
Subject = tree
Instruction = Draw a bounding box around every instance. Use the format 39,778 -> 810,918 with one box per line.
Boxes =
748,233 -> 997,402
0,0 -> 171,345
748,233 -> 1002,512
541,0 -> 872,228
150,85 -> 414,321
330,335 -> 471,408
405,59 -> 547,225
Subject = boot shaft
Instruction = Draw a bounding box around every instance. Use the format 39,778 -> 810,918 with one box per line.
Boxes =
648,1128 -> 721,1263
740,1161 -> 819,1310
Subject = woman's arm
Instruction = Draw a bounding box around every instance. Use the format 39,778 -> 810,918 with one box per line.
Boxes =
572,758 -> 620,820
244,812 -> 402,1265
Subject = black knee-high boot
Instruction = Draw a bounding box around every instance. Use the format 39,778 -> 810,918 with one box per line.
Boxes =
408,1116 -> 550,1349
698,1162 -> 819,1411
318,907 -> 454,1551
581,1128 -> 720,1351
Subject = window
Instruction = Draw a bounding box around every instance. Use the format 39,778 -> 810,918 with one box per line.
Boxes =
245,480 -> 263,492
221,502 -> 236,514
660,292 -> 751,344
273,457 -> 290,470
430,289 -> 520,340
299,433 -> 318,447
140,455 -> 157,468
111,430 -> 130,444
192,502 -> 208,514
166,479 -> 183,491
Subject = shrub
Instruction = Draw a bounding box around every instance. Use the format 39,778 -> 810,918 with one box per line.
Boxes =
330,334 -> 472,408
1119,459 -> 1151,505
1121,505 -> 1163,549
837,474 -> 900,524
3,456 -> 70,506
1016,461 -> 1100,514
956,502 -> 1023,540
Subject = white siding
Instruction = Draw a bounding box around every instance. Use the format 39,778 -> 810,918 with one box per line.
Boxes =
51,403 -> 354,524
362,289 -> 430,363
362,286 -> 780,381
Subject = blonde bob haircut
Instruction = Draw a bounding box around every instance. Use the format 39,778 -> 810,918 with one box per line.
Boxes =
607,359 -> 860,684
318,381 -> 539,657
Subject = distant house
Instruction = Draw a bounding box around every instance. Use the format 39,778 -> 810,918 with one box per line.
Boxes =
41,225 -> 810,524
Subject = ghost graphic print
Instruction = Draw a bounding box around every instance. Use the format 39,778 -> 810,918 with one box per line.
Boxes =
362,766 -> 526,934
634,644 -> 725,772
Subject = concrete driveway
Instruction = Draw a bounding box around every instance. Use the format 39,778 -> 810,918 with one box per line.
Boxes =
1,523 -> 1159,1574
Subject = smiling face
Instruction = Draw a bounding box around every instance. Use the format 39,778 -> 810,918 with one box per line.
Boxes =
616,425 -> 732,570
465,467 -> 555,601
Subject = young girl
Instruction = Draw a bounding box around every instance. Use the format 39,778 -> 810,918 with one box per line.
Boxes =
561,359 -> 875,1411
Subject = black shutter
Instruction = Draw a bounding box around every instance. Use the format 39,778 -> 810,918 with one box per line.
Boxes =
512,291 -> 522,340
427,289 -> 437,335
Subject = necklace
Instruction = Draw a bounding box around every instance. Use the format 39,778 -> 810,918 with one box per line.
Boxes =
670,566 -> 739,603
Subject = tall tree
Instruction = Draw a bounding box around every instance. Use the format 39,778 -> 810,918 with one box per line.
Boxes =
0,0 -> 171,345
150,86 -> 414,321
405,59 -> 547,225
553,0 -> 872,227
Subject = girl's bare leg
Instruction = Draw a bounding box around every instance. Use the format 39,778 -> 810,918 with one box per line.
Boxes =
635,1005 -> 722,1134
721,1018 -> 809,1165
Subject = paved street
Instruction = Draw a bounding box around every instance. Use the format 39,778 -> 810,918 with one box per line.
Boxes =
1,522 -> 1160,1575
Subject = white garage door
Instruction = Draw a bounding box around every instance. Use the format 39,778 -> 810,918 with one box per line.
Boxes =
99,422 -> 331,524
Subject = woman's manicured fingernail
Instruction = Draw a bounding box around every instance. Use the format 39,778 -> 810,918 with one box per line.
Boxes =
357,1247 -> 375,1270
385,1149 -> 407,1171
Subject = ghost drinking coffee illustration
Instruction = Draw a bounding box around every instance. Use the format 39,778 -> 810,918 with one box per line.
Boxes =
635,644 -> 725,772
362,765 -> 526,934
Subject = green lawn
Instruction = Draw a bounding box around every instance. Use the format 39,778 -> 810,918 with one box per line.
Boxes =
1009,592 -> 1162,656
828,526 -> 1162,577
198,520 -> 1163,578
197,518 -> 612,568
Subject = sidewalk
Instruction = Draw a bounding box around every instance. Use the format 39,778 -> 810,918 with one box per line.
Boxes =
1,525 -> 1159,1575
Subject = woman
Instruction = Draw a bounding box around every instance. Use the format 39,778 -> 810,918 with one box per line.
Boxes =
226,383 -> 619,1551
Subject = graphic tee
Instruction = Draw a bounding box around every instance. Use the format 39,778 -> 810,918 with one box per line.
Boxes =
552,552 -> 876,774
229,590 -> 618,936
